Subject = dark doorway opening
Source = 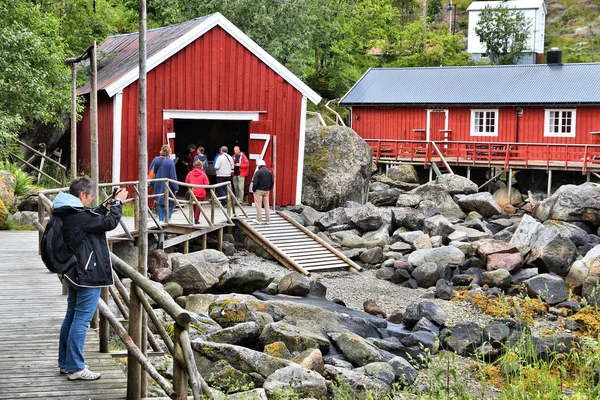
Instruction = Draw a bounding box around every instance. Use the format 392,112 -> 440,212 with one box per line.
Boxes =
173,119 -> 250,182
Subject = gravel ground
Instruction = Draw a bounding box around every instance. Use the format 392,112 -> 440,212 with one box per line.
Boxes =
229,249 -> 502,399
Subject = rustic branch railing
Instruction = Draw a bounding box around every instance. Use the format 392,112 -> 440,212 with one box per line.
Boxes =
10,140 -> 67,186
35,178 -> 249,399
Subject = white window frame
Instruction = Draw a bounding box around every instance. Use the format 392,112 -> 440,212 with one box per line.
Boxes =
470,109 -> 499,137
544,109 -> 577,138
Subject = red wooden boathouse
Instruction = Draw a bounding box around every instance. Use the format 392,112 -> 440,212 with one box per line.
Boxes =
339,62 -> 600,178
77,13 -> 321,206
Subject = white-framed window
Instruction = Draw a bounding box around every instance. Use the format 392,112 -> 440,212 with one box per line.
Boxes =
470,109 -> 499,136
544,109 -> 576,137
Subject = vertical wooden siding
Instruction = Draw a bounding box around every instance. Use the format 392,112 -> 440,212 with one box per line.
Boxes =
76,92 -> 114,181
353,105 -> 600,147
113,26 -> 303,206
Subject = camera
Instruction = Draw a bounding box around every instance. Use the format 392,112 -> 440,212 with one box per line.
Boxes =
105,187 -> 125,205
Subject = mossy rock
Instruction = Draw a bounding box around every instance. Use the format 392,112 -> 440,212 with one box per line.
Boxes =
264,341 -> 292,360
206,360 -> 255,394
0,198 -> 9,230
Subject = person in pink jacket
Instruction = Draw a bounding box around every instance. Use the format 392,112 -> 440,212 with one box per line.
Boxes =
185,160 -> 209,224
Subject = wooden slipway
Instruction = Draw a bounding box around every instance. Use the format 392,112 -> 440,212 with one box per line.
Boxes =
235,211 -> 362,276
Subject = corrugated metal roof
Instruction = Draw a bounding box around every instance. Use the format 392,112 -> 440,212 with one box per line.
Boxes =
80,16 -> 210,94
339,64 -> 600,106
467,0 -> 545,11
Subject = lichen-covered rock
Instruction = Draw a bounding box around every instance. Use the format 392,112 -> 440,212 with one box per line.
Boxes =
292,348 -> 325,374
191,340 -> 292,378
168,250 -> 229,294
535,182 -> 600,224
324,365 -> 391,399
212,269 -> 273,294
204,359 -> 256,394
387,164 -> 420,184
263,365 -> 328,399
200,321 -> 260,347
263,341 -> 292,360
302,126 -> 372,211
260,321 -> 330,353
528,225 -> 578,276
208,299 -> 259,328
328,331 -> 383,367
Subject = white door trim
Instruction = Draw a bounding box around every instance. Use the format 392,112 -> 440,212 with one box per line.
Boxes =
111,92 -> 123,183
426,109 -> 448,142
296,96 -> 308,205
162,110 -> 262,121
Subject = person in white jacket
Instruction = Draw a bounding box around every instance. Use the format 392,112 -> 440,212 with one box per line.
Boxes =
214,146 -> 234,205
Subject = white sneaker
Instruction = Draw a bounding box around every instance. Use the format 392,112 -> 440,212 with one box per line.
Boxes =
60,364 -> 88,375
251,220 -> 262,225
67,367 -> 101,381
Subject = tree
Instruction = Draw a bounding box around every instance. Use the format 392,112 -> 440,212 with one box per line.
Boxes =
474,5 -> 532,65
0,1 -> 71,159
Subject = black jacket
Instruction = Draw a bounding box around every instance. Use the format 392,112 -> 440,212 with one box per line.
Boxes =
252,166 -> 274,191
53,201 -> 122,287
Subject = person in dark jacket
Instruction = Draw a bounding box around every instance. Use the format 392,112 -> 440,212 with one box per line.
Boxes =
149,145 -> 179,221
52,177 -> 128,381
251,159 -> 274,225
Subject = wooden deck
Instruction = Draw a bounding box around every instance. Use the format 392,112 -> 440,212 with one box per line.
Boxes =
0,231 -> 127,400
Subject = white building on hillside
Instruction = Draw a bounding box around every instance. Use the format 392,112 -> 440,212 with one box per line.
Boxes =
467,0 -> 546,64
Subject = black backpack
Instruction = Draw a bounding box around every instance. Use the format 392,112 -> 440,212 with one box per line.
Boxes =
41,215 -> 77,274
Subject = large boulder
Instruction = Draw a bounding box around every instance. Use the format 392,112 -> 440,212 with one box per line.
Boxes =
387,164 -> 419,183
535,182 -> 600,224
528,225 -> 578,276
493,184 -> 522,208
263,365 -> 328,399
455,192 -> 502,218
328,331 -> 383,367
510,214 -> 544,255
302,126 -> 372,211
168,250 -> 229,294
524,274 -> 569,305
581,245 -> 600,304
434,174 -> 478,195
411,183 -> 466,222
0,170 -> 16,208
408,246 -> 466,268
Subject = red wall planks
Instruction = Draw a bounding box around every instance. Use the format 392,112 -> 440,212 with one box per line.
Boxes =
80,26 -> 305,205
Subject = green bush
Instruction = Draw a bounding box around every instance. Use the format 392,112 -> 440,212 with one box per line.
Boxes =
0,160 -> 34,196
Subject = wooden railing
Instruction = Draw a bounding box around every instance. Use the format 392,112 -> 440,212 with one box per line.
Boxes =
11,139 -> 67,186
35,179 -> 250,399
365,139 -> 600,173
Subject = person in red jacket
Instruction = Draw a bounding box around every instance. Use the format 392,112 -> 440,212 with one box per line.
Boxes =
185,160 -> 209,224
232,145 -> 250,204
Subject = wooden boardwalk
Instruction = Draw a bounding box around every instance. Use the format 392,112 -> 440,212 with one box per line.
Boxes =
0,231 -> 127,400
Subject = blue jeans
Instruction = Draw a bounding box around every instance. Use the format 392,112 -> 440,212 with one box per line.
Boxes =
58,280 -> 101,373
157,204 -> 174,221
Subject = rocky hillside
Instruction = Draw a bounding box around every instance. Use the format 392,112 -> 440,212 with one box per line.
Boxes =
454,0 -> 600,62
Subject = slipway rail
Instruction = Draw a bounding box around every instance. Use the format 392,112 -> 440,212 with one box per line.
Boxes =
235,211 -> 362,275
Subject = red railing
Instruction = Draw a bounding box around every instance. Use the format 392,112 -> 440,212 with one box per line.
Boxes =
365,139 -> 600,172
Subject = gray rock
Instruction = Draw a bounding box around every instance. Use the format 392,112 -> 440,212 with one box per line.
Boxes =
351,203 -> 384,232
208,299 -> 259,328
388,356 -> 418,386
423,215 -> 456,238
512,268 -> 539,283
356,362 -> 396,385
328,331 -> 383,366
400,331 -> 439,353
281,210 -> 305,226
411,183 -> 466,222
300,206 -> 323,226
277,272 -> 311,296
324,365 -> 391,398
260,321 -> 330,353
315,207 -> 349,231
191,340 -> 292,378
403,301 -> 447,328
359,247 -> 384,264
441,321 -> 483,356
213,269 -> 273,294
535,182 -> 600,225
227,389 -> 267,400
436,279 -> 454,300
396,193 -> 422,207
483,320 -> 511,346
388,164 -> 419,183
434,174 -> 478,195
376,266 -> 395,281
456,192 -> 502,218
302,126 -> 372,211
524,274 -> 569,305
201,321 -> 260,346
369,188 -> 404,207
408,246 -> 466,268
263,365 -> 328,399
412,262 -> 439,288
528,225 -> 578,276
565,260 -> 588,294
510,214 -> 544,255
481,269 -> 512,289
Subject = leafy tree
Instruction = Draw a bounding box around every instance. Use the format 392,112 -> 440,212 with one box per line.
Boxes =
382,21 -> 471,67
427,0 -> 443,23
0,1 -> 71,159
474,5 -> 531,65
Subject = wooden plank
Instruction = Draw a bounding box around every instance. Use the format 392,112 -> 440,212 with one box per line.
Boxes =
0,231 -> 127,399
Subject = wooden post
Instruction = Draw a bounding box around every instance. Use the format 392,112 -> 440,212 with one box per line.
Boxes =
90,41 -> 99,205
587,171 -> 591,182
466,166 -> 471,181
70,64 -> 77,178
507,168 -> 512,208
201,234 -> 207,250
218,227 -> 223,252
129,0 -> 148,397
173,325 -> 189,399
99,287 -> 110,352
547,169 -> 553,198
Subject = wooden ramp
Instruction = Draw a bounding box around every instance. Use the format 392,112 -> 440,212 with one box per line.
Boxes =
235,211 -> 362,275
0,231 -> 127,400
